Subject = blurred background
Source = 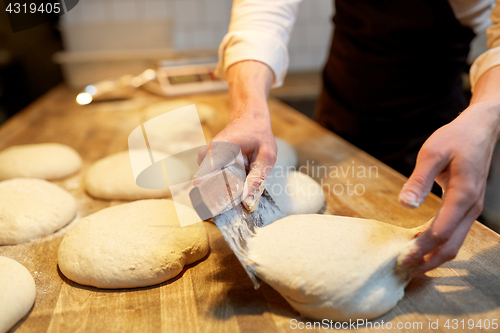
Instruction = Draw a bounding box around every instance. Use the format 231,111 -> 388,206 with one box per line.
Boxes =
0,0 -> 499,231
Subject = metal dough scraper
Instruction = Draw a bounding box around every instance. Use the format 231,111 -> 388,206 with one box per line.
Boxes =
189,142 -> 285,288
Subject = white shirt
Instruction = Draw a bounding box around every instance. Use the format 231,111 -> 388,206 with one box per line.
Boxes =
215,0 -> 500,92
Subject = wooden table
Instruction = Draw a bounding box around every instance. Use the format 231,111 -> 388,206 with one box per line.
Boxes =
1,86 -> 499,333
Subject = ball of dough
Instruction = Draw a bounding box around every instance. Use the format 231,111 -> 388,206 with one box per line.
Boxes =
0,143 -> 82,181
144,99 -> 216,123
142,101 -> 212,156
85,151 -> 188,200
266,171 -> 324,215
0,257 -> 36,332
58,199 -> 209,289
248,215 -> 417,321
0,178 -> 77,245
273,138 -> 298,175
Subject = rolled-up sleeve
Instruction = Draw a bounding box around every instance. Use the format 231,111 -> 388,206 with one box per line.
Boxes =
470,0 -> 500,91
215,0 -> 301,88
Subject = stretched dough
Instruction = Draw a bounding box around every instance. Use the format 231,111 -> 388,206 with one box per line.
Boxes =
58,199 -> 209,289
85,151 -> 188,200
0,178 -> 76,244
266,171 -> 324,215
0,256 -> 36,333
248,214 -> 419,321
0,143 -> 82,181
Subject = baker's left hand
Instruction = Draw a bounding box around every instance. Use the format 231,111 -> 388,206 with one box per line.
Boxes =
397,100 -> 500,277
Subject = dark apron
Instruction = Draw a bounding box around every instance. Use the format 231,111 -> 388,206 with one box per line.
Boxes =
315,0 -> 475,177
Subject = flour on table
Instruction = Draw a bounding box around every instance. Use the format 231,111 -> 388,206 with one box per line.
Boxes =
0,256 -> 36,333
0,143 -> 82,181
248,214 -> 419,321
0,178 -> 77,245
85,151 -> 188,200
58,199 -> 209,289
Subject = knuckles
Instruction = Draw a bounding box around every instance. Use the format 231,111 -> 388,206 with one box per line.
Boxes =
420,144 -> 446,163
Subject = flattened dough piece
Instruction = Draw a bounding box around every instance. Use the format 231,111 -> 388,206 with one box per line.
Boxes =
85,151 -> 188,200
0,178 -> 77,244
248,215 -> 419,321
0,257 -> 36,333
266,171 -> 325,215
0,143 -> 82,181
58,199 -> 209,289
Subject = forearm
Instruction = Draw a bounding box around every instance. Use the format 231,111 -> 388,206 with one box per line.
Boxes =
226,60 -> 275,123
468,65 -> 500,141
470,65 -> 500,104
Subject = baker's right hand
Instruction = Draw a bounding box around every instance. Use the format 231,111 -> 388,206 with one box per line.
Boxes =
198,112 -> 277,212
198,60 -> 277,212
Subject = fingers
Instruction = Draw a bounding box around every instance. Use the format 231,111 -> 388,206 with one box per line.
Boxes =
399,178 -> 483,274
408,211 -> 475,277
241,148 -> 276,212
398,146 -> 450,208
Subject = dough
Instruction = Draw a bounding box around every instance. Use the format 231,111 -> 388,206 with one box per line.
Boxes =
0,257 -> 36,333
58,199 -> 209,289
248,214 -> 419,321
0,178 -> 77,244
266,171 -> 324,215
141,101 -> 212,156
0,143 -> 82,181
85,151 -> 188,200
144,99 -> 216,123
273,138 -> 298,176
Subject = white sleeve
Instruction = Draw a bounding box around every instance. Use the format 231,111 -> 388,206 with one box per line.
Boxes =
470,0 -> 500,91
215,0 -> 302,88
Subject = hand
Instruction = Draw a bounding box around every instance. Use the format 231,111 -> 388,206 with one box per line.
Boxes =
398,100 -> 500,277
198,112 -> 277,211
197,60 -> 276,211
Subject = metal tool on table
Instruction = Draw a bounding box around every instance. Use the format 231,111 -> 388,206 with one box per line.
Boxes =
189,142 -> 285,288
76,58 -> 227,105
76,69 -> 157,105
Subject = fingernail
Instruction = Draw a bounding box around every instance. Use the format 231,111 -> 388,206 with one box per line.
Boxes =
243,195 -> 257,212
399,191 -> 420,208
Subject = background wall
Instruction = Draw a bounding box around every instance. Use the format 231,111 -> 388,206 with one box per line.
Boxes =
61,0 -> 335,72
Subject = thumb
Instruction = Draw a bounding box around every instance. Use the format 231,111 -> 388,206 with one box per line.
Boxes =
197,146 -> 209,166
241,151 -> 276,212
399,150 -> 448,209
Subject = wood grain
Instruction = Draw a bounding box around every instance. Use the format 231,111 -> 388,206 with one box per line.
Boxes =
1,86 -> 499,332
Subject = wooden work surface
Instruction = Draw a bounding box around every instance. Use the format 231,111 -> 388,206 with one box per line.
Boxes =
1,86 -> 499,333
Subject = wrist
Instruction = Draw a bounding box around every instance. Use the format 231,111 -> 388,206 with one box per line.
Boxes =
469,66 -> 500,141
227,60 -> 274,123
